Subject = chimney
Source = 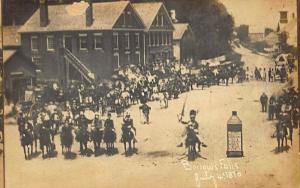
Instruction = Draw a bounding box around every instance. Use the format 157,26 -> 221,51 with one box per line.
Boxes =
40,0 -> 49,27
86,0 -> 93,27
170,9 -> 178,23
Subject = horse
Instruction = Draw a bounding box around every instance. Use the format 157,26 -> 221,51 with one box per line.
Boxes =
185,127 -> 198,160
20,129 -> 33,159
103,129 -> 116,155
275,122 -> 288,152
39,126 -> 53,158
60,125 -> 74,154
75,127 -> 90,155
121,126 -> 135,155
90,127 -> 103,153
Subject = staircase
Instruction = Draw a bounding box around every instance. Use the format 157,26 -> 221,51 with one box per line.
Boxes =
63,48 -> 95,84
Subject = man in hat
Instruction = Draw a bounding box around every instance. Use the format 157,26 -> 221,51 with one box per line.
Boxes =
139,103 -> 151,124
104,113 -> 115,133
260,92 -> 268,112
178,110 -> 202,154
76,110 -> 88,130
17,113 -> 26,136
121,111 -> 137,143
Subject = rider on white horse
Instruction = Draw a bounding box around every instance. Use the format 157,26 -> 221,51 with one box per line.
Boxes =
178,110 -> 202,155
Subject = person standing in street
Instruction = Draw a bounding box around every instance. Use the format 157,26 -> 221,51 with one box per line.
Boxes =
260,92 -> 268,112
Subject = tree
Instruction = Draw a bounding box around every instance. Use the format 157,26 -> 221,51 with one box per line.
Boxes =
165,0 -> 234,59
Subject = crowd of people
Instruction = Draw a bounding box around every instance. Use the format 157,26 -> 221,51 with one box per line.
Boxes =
260,86 -> 299,152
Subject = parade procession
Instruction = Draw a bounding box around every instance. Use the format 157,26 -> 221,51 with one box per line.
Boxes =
2,0 -> 299,188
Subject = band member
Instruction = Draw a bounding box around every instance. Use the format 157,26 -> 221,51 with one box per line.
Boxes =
178,110 -> 202,154
17,113 -> 26,136
139,103 -> 151,124
121,112 -> 137,143
93,114 -> 103,131
76,111 -> 88,130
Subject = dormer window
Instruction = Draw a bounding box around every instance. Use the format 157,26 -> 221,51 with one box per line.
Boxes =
127,11 -> 132,26
122,12 -> 126,27
159,15 -> 164,26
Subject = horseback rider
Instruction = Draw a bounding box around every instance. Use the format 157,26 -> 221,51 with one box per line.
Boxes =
104,113 -> 116,133
139,102 -> 151,124
93,114 -> 103,132
121,111 -> 137,143
178,110 -> 202,154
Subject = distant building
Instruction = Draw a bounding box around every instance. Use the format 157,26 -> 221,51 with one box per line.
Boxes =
173,23 -> 196,65
248,26 -> 265,43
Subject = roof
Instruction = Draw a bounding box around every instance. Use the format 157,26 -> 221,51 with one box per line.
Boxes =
3,26 -> 21,47
3,50 -> 18,64
132,2 -> 171,31
19,1 -> 130,33
173,23 -> 189,40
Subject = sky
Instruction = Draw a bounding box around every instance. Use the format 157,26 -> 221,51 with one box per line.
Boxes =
219,0 -> 297,30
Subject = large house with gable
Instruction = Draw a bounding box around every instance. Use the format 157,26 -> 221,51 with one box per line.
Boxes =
132,2 -> 175,64
17,0 -> 147,85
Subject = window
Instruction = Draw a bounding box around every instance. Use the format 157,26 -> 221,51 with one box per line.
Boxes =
164,33 -> 168,45
113,33 -> 119,49
122,12 -> 126,26
148,33 -> 151,47
113,53 -> 120,69
125,51 -> 130,64
125,33 -> 130,49
160,32 -> 164,45
160,15 -> 164,26
135,33 -> 140,48
168,33 -> 172,45
127,11 -> 132,26
31,36 -> 38,51
152,32 -> 155,46
156,15 -> 159,26
79,34 -> 88,50
156,32 -> 160,46
47,36 -> 55,51
135,51 -> 141,64
94,33 -> 103,50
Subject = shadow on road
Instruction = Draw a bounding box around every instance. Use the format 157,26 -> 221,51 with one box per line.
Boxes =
145,150 -> 171,158
64,152 -> 77,160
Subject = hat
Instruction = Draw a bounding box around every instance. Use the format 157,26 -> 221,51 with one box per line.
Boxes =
107,112 -> 112,116
190,110 -> 197,117
125,111 -> 131,117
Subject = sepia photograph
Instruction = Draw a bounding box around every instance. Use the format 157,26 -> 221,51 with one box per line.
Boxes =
1,0 -> 299,187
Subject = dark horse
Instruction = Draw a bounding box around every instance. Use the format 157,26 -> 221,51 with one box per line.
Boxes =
90,127 -> 103,153
75,128 -> 90,155
185,127 -> 198,160
20,129 -> 33,159
121,126 -> 135,155
103,129 -> 116,155
275,122 -> 288,152
39,126 -> 53,158
60,125 -> 74,154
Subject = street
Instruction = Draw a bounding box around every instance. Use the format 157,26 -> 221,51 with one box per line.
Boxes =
4,80 -> 300,188
4,47 -> 300,188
